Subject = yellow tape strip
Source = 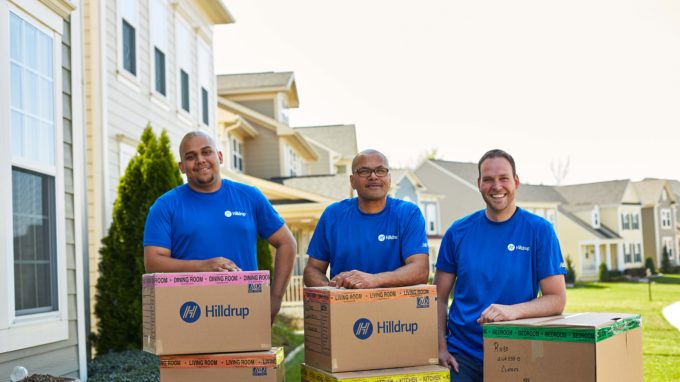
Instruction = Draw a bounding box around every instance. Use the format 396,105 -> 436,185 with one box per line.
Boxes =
301,367 -> 450,382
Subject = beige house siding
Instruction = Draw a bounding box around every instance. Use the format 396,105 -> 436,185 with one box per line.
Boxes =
239,99 -> 275,119
305,140 -> 333,175
599,206 -> 619,232
243,123 -> 282,179
0,14 -> 81,379
641,207 -> 657,266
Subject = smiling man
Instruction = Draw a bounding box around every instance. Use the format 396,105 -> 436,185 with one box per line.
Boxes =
143,131 -> 297,322
303,149 -> 429,289
434,149 -> 567,382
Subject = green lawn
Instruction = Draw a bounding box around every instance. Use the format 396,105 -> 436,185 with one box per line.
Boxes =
272,315 -> 305,381
565,275 -> 680,382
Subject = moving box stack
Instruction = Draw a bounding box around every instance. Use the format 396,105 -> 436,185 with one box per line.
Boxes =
483,312 -> 643,382
142,271 -> 285,381
301,285 -> 450,381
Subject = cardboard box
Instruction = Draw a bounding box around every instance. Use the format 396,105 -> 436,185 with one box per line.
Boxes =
301,363 -> 450,381
143,271 -> 271,355
304,285 -> 438,372
483,312 -> 642,382
160,347 -> 284,382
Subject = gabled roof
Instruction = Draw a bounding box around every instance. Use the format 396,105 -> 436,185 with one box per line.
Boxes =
632,179 -> 676,206
558,206 -> 621,240
295,125 -> 358,158
197,0 -> 235,24
216,72 -> 299,107
518,184 -> 565,203
555,180 -> 633,206
430,160 -> 478,185
274,174 -> 353,201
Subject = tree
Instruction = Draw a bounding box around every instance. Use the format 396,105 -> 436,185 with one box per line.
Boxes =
599,262 -> 610,282
565,255 -> 576,285
92,126 -> 182,354
257,237 -> 273,274
644,256 -> 656,275
661,245 -> 672,274
550,156 -> 570,185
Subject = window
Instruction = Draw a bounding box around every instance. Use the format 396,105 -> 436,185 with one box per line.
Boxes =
623,243 -> 632,264
154,48 -> 166,95
546,209 -> 556,225
634,243 -> 642,263
9,9 -> 59,316
591,206 -> 600,228
621,213 -> 630,230
661,209 -> 672,229
119,0 -> 138,76
425,203 -> 438,235
229,135 -> 243,172
662,237 -> 674,259
285,144 -> 302,176
201,87 -> 209,125
631,213 -> 639,230
180,69 -> 189,112
150,0 -> 167,96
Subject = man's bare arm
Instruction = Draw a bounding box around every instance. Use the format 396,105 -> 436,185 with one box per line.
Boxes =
477,274 -> 567,324
267,225 -> 297,323
433,270 -> 459,372
331,253 -> 429,289
303,257 -> 331,287
144,246 -> 241,272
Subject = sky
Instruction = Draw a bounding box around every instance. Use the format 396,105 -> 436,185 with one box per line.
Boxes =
214,0 -> 680,186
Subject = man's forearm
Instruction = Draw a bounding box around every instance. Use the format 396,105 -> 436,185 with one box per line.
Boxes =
373,254 -> 429,287
270,242 -> 295,301
513,293 -> 566,319
304,268 -> 331,287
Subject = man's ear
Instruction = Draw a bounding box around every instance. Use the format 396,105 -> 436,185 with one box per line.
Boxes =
218,151 -> 223,164
178,161 -> 186,174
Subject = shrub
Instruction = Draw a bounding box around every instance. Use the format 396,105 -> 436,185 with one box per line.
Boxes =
661,245 -> 672,274
599,263 -> 610,282
565,255 -> 576,284
623,267 -> 647,278
88,350 -> 159,382
645,257 -> 656,274
257,237 -> 273,274
92,127 -> 182,354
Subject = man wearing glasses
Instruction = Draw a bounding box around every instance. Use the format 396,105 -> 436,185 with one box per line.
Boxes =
303,149 -> 430,288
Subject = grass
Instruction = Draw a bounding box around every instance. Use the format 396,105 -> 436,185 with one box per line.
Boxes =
272,314 -> 305,381
565,274 -> 680,382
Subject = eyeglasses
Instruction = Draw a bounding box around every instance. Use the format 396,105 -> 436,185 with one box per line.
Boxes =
354,167 -> 390,177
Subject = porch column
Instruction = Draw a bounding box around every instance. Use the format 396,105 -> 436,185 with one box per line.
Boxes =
606,243 -> 612,270
595,245 -> 601,271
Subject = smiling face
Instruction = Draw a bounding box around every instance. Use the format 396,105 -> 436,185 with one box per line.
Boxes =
178,133 -> 223,193
477,156 -> 520,222
350,152 -> 391,204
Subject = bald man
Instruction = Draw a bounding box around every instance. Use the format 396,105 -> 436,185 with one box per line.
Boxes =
143,131 -> 297,322
303,149 -> 429,289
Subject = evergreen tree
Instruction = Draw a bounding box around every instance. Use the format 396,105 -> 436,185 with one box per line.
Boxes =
92,126 -> 182,354
565,255 -> 576,284
661,245 -> 672,274
257,237 -> 273,274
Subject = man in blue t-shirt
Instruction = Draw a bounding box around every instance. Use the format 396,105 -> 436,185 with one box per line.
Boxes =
434,149 -> 567,382
143,131 -> 297,322
303,149 -> 429,289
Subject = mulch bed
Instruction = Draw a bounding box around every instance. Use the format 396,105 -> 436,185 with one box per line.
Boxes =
21,375 -> 76,382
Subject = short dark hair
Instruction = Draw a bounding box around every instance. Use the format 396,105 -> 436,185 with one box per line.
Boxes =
478,149 -> 516,179
351,149 -> 389,172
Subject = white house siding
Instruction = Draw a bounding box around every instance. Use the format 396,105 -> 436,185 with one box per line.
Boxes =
0,13 -> 81,380
84,0 -> 220,333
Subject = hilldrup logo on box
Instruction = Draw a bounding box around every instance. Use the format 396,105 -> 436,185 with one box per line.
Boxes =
352,317 -> 419,340
179,301 -> 250,323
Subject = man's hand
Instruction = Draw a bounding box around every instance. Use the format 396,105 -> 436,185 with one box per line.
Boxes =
477,303 -> 520,324
330,270 -> 381,289
197,257 -> 241,272
438,347 -> 459,373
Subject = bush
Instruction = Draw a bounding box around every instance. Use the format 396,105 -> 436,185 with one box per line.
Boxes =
257,237 -> 273,274
92,127 -> 182,354
661,246 -> 672,274
565,255 -> 576,284
645,257 -> 656,274
599,263 -> 610,282
623,267 -> 647,278
88,350 -> 159,382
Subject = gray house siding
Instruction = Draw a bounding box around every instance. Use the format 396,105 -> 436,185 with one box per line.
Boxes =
415,161 -> 483,229
395,177 -> 418,204
306,140 -> 332,175
239,99 -> 275,119
0,17 -> 80,380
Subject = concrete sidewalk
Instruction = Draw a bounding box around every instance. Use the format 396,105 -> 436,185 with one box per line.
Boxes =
662,301 -> 680,331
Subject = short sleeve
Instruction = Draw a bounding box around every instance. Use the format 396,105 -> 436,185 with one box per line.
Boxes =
536,221 -> 566,280
252,186 -> 285,239
307,210 -> 330,262
143,197 -> 173,249
400,204 -> 429,261
436,227 -> 457,274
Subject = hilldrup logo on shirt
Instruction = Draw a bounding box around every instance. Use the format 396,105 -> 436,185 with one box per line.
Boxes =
507,243 -> 530,252
224,210 -> 247,218
352,317 -> 418,340
179,301 -> 249,323
377,234 -> 398,242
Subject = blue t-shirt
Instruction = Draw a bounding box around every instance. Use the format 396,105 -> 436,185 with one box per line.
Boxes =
436,208 -> 565,364
143,179 -> 284,271
307,197 -> 429,278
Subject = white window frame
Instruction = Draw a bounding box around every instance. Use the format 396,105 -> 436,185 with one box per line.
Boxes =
284,143 -> 302,176
591,206 -> 600,229
0,1 -> 68,352
116,135 -> 137,177
149,0 -> 168,100
621,212 -> 630,230
197,38 -> 211,127
631,213 -> 640,230
634,242 -> 642,263
661,209 -> 672,229
425,202 -> 438,235
175,13 -> 192,120
662,236 -> 674,259
623,242 -> 632,264
229,134 -> 243,173
117,0 -> 139,87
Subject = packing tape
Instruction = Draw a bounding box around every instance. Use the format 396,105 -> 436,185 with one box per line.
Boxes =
160,347 -> 284,369
301,365 -> 450,382
143,271 -> 270,287
304,287 -> 436,304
